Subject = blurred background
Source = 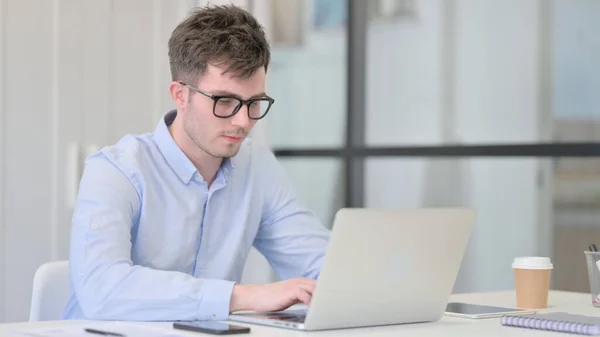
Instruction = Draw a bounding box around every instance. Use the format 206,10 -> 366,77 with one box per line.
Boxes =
1,0 -> 599,323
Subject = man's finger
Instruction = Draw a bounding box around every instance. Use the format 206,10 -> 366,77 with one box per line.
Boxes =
296,288 -> 312,305
298,282 -> 316,296
295,278 -> 317,288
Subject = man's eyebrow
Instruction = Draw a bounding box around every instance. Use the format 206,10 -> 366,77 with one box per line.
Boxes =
212,90 -> 269,99
250,92 -> 268,99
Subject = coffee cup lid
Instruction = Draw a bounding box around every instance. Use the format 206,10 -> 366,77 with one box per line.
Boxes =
512,257 -> 553,270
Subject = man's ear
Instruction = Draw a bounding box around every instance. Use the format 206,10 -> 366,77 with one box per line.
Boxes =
169,81 -> 187,110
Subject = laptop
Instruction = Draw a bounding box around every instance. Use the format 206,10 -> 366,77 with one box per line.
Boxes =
228,207 -> 476,331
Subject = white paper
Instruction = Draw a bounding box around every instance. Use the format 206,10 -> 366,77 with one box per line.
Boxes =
11,322 -> 186,337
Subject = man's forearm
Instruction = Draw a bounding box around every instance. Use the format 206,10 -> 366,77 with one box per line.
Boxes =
230,284 -> 254,313
73,261 -> 235,321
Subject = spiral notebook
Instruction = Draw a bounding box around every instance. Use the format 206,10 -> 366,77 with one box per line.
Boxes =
501,312 -> 600,335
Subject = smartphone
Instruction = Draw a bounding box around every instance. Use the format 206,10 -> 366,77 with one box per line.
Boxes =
173,321 -> 250,335
445,302 -> 536,319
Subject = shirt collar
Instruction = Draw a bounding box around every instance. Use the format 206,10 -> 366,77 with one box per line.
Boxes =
153,109 -> 236,184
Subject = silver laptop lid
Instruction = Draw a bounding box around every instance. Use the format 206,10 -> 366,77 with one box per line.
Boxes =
302,207 -> 475,330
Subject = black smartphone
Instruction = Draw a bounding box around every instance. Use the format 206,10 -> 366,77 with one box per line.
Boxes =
173,321 -> 250,335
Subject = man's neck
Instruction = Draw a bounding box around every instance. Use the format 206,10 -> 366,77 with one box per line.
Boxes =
169,118 -> 221,186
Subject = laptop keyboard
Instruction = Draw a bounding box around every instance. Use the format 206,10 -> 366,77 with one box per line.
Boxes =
263,309 -> 307,323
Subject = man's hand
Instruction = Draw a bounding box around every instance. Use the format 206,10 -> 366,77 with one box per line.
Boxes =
229,277 -> 316,313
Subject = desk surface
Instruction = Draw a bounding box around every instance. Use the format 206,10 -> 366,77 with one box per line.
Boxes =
0,290 -> 597,336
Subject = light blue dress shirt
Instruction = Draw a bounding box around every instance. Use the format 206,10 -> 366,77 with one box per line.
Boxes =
62,110 -> 331,321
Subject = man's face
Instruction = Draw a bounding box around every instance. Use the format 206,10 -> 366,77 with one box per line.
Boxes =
181,64 -> 265,158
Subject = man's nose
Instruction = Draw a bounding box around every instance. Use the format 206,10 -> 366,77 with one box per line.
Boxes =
231,105 -> 251,129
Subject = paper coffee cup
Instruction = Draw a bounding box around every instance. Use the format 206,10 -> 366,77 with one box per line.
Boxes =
512,257 -> 553,309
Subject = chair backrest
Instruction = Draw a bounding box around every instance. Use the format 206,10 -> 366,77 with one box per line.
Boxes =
29,260 -> 70,321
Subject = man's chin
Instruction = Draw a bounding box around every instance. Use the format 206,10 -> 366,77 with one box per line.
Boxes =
211,147 -> 241,159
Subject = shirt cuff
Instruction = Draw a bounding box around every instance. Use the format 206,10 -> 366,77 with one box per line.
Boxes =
196,279 -> 235,321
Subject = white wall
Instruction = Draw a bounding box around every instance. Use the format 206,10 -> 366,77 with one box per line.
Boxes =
2,0 -> 60,323
0,0 -> 6,324
553,0 -> 600,120
366,0 -> 445,146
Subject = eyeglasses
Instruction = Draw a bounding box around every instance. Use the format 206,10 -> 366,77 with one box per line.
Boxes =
179,81 -> 274,120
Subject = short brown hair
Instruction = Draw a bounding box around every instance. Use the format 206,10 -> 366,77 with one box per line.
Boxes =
168,5 -> 270,84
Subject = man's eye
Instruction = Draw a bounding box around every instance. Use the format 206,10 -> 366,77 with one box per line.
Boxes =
218,99 -> 236,105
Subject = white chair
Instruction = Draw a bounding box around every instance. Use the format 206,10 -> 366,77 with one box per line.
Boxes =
29,260 -> 70,321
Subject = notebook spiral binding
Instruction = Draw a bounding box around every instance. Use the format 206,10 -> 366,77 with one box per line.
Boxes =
502,315 -> 600,335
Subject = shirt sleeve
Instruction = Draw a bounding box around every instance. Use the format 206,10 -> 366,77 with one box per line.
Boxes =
68,152 -> 234,321
252,146 -> 331,281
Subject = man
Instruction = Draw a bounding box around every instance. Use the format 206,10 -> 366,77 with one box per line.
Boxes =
63,5 -> 330,321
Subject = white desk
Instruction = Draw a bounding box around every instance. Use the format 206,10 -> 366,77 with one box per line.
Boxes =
0,290 -> 597,336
